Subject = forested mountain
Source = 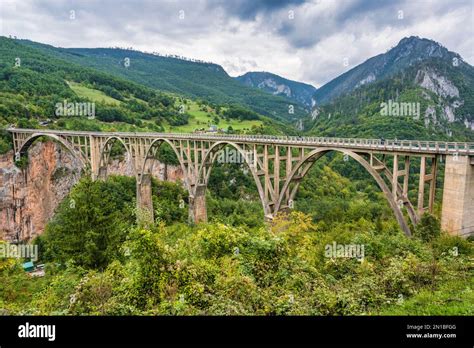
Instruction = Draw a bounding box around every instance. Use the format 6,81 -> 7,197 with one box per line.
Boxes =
306,37 -> 474,141
0,37 -> 289,153
314,36 -> 469,104
235,71 -> 317,109
0,37 -> 185,125
15,39 -> 308,121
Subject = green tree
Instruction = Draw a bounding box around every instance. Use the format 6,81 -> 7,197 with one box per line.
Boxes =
39,176 -> 136,269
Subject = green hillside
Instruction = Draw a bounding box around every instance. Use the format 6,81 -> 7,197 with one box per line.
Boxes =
165,100 -> 263,132
0,37 -> 287,153
17,39 -> 309,122
67,81 -> 122,106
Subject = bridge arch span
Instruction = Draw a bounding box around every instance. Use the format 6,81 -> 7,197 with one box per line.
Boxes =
197,141 -> 270,217
17,133 -> 88,168
276,148 -> 412,236
97,136 -> 134,179
139,138 -> 190,188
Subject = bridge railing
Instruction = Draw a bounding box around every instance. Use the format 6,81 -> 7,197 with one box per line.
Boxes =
7,128 -> 474,154
189,133 -> 473,153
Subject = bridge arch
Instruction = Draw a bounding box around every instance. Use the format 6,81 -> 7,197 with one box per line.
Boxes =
17,133 -> 88,168
139,138 -> 190,188
197,141 -> 271,217
97,136 -> 134,179
275,148 -> 412,236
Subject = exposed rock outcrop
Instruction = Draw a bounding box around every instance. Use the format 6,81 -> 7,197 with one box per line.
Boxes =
414,67 -> 473,131
0,141 -> 81,242
416,68 -> 459,99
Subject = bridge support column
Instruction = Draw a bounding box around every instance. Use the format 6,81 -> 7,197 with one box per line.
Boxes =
98,167 -> 107,180
89,135 -> 100,180
189,184 -> 207,224
417,156 -> 438,215
441,156 -> 474,237
137,174 -> 154,224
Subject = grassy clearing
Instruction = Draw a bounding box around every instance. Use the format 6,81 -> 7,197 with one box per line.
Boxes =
67,81 -> 122,105
58,117 -> 156,133
166,100 -> 262,132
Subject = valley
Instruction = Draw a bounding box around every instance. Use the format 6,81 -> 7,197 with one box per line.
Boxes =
0,33 -> 473,319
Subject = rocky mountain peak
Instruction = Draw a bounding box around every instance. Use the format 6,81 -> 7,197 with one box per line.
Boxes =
390,36 -> 452,62
313,36 -> 466,105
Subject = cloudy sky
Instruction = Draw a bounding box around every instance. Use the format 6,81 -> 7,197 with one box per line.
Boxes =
1,0 -> 473,87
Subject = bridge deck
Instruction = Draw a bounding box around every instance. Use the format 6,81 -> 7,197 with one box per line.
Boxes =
7,128 -> 474,155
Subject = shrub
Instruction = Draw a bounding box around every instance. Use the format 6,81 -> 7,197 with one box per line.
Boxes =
414,213 -> 441,242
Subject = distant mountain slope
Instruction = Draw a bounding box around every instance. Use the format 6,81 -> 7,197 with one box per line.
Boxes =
0,36 -> 192,132
17,39 -> 308,122
306,58 -> 474,141
0,36 -> 292,153
235,71 -> 317,109
314,36 -> 466,105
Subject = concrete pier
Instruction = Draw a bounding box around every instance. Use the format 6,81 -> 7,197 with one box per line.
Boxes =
189,184 -> 207,223
441,156 -> 474,237
137,174 -> 154,223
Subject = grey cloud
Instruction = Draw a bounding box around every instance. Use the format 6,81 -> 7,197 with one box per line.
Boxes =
0,0 -> 472,87
207,0 -> 305,20
272,0 -> 456,49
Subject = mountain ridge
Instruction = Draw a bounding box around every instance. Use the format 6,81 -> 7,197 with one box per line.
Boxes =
14,38 -> 308,122
313,36 -> 467,105
306,58 -> 474,140
235,71 -> 317,110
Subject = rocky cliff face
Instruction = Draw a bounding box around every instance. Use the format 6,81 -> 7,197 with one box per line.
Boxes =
415,68 -> 474,130
0,141 -> 183,242
0,141 -> 81,242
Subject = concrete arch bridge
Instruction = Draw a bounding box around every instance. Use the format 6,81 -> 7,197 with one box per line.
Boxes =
8,128 -> 474,237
